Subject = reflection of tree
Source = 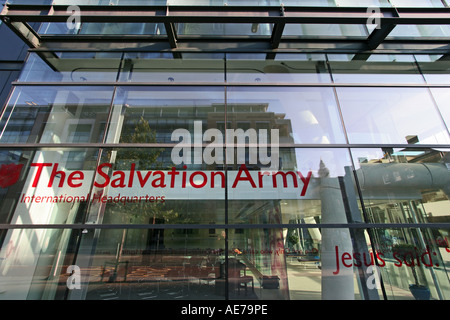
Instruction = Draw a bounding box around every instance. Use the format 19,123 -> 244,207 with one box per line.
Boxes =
113,117 -> 177,256
115,116 -> 173,223
117,116 -> 163,169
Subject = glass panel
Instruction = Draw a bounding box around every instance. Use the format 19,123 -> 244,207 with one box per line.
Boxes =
226,87 -> 346,145
0,149 -> 36,224
333,0 -> 391,6
328,54 -> 425,84
0,226 -> 448,300
84,227 -> 226,300
177,23 -> 273,37
106,86 -> 224,145
18,52 -> 122,83
39,22 -> 166,36
52,0 -> 166,4
6,0 -> 53,3
226,54 -> 331,83
0,146 -> 227,226
430,88 -> 450,132
227,148 -> 359,223
229,226 -> 365,300
388,25 -> 450,38
336,87 -> 450,145
0,86 -> 114,144
0,148 -> 100,225
283,24 -> 368,37
415,55 -> 450,85
91,147 -> 226,225
389,0 -> 446,7
5,0 -> 446,7
0,227 -> 226,300
351,148 -> 450,225
367,228 -> 450,300
119,53 -> 225,83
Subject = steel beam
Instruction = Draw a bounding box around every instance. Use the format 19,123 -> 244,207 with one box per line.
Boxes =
1,4 -> 450,56
2,5 -> 450,25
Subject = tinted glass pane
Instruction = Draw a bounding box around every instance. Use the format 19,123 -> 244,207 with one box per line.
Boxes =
1,226 -> 447,300
91,147 -> 226,225
226,56 -> 331,83
0,227 -> 226,300
119,53 -> 225,83
389,0 -> 446,7
337,87 -> 450,144
106,86 -> 225,146
0,86 -> 114,144
283,24 -> 368,37
416,55 -> 450,85
39,22 -> 166,35
226,87 -> 346,145
177,23 -> 272,36
351,148 -> 450,225
364,227 -> 450,300
227,147 -> 359,224
388,25 -> 450,38
0,148 -> 100,226
430,88 -> 450,133
18,52 -> 122,83
329,54 -> 424,84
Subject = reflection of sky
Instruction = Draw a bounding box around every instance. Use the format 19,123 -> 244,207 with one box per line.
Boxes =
294,148 -> 352,178
7,84 -> 450,150
337,88 -> 450,145
430,89 -> 450,132
10,86 -> 115,106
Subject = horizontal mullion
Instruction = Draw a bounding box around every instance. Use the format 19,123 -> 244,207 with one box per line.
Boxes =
10,81 -> 450,88
3,5 -> 450,24
0,223 -> 448,230
37,34 -> 450,43
26,47 -> 450,54
0,143 -> 448,149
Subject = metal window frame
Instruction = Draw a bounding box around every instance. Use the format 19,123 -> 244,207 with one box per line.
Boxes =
0,222 -> 449,230
1,4 -> 450,55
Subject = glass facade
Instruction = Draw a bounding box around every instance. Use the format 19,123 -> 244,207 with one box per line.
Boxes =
0,1 -> 449,301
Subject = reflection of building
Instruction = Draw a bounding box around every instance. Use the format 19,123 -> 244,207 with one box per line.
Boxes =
118,102 -> 294,170
0,1 -> 450,302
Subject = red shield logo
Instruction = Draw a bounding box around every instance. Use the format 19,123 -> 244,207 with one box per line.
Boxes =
0,163 -> 24,188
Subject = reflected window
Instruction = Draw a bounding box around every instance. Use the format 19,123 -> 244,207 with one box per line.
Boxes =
328,54 -> 424,84
39,22 -> 166,35
119,53 -> 225,83
227,87 -> 346,145
283,24 -> 368,37
226,55 -> 331,83
18,52 -> 122,83
0,86 -> 114,144
177,23 -> 273,36
106,87 -> 225,171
